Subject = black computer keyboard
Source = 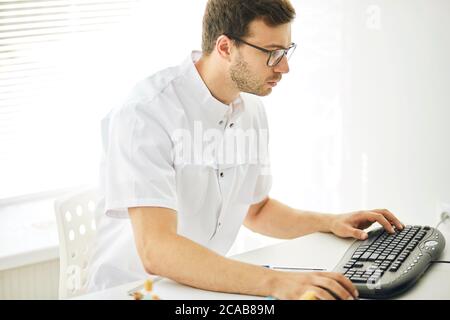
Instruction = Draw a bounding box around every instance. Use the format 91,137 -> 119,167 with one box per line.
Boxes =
333,225 -> 446,299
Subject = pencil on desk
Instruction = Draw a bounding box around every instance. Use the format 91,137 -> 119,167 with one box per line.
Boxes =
262,265 -> 326,271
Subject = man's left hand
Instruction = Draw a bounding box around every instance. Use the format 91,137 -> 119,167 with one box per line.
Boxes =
328,209 -> 404,240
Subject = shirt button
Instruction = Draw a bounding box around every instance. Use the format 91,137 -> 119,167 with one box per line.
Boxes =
219,120 -> 224,125
229,123 -> 234,128
220,172 -> 224,178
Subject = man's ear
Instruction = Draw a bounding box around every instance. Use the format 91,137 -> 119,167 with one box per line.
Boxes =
215,35 -> 233,61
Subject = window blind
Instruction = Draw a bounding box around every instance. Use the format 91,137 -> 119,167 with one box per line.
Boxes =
0,0 -> 138,199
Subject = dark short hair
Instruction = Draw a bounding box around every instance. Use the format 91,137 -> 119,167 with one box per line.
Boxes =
201,0 -> 296,55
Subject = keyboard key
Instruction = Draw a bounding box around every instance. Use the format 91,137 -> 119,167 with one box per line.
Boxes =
360,252 -> 372,261
351,277 -> 368,283
386,254 -> 396,261
369,253 -> 380,260
389,266 -> 399,272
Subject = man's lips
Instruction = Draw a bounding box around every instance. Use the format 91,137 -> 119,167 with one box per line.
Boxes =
267,77 -> 282,87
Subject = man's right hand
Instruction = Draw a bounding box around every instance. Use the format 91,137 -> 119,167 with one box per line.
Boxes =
270,271 -> 358,300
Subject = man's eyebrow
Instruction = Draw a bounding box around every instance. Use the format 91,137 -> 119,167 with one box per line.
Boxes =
265,44 -> 289,50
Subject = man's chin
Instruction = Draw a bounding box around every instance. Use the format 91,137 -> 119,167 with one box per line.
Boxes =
261,88 -> 272,96
258,87 -> 273,96
242,87 -> 272,97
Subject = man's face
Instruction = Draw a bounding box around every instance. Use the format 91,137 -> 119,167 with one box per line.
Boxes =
229,19 -> 292,96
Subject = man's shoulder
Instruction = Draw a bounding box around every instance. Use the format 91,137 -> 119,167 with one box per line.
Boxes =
124,65 -> 184,107
105,64 -> 188,123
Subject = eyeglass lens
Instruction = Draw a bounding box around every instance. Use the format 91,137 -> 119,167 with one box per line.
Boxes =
268,45 -> 296,67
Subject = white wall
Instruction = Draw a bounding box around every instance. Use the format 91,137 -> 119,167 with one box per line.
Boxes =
270,0 -> 450,221
0,259 -> 59,300
231,0 -> 450,254
337,0 -> 450,224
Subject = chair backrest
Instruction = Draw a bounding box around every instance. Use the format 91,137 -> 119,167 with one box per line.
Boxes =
54,187 -> 99,299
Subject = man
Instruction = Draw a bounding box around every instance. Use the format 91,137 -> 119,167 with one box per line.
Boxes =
88,0 -> 404,300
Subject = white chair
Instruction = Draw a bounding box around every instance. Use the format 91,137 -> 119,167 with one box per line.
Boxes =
54,187 -> 99,299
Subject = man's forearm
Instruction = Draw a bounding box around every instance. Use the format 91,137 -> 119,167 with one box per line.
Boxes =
244,198 -> 333,239
145,233 -> 281,297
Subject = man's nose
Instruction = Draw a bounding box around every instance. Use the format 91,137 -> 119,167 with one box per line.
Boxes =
273,55 -> 290,74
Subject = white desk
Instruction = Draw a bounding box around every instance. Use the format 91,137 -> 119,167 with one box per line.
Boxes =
76,232 -> 450,300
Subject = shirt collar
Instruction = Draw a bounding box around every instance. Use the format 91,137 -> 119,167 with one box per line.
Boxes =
179,51 -> 245,125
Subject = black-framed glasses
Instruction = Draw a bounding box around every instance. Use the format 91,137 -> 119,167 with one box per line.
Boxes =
226,34 -> 297,67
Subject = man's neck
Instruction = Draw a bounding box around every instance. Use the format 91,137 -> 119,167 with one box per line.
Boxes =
194,55 -> 240,106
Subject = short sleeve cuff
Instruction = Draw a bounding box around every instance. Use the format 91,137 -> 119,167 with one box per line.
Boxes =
105,198 -> 178,219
